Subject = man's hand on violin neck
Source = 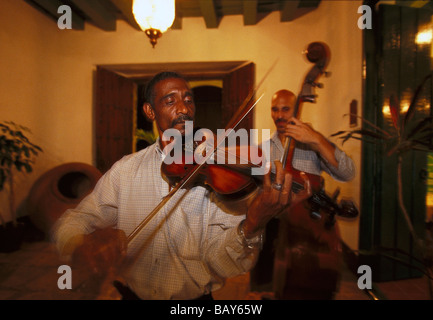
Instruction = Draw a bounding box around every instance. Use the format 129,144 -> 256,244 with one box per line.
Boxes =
243,161 -> 294,238
284,117 -> 322,146
72,228 -> 127,275
284,117 -> 338,167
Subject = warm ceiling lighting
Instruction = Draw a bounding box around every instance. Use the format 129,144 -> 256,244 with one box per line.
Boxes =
132,0 -> 176,48
415,29 -> 432,45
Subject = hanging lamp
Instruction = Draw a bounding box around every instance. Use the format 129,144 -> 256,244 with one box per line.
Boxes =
132,0 -> 176,48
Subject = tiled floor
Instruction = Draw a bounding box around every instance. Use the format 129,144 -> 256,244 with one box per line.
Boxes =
0,240 -> 431,300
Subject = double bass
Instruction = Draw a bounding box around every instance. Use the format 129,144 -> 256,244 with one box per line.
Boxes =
271,42 -> 356,299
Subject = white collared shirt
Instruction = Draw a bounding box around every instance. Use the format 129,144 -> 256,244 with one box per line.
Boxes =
52,142 -> 258,299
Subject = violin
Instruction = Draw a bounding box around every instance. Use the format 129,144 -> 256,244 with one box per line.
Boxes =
161,129 -> 263,199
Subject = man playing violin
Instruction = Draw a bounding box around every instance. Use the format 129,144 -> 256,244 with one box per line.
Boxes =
51,72 -> 310,300
250,89 -> 356,296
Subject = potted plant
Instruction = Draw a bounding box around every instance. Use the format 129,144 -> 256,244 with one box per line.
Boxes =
0,121 -> 42,252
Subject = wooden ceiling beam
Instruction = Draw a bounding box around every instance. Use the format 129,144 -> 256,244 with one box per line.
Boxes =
243,0 -> 258,26
171,15 -> 183,30
109,0 -> 142,31
395,0 -> 430,8
24,0 -> 322,32
199,0 -> 220,28
280,0 -> 300,22
281,0 -> 321,22
69,0 -> 117,31
25,0 -> 84,29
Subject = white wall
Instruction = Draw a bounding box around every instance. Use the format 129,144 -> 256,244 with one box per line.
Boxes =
0,0 -> 363,249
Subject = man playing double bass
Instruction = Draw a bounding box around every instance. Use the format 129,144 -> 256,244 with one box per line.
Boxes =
250,89 -> 355,298
51,72 -> 311,300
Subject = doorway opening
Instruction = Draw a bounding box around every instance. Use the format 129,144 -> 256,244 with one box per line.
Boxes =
134,80 -> 223,152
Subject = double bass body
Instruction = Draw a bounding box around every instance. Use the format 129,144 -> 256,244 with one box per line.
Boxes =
273,193 -> 342,299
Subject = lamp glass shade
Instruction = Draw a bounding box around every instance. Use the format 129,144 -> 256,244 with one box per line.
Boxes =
132,0 -> 175,33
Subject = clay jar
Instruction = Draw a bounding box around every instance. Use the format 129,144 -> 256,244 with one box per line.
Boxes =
27,163 -> 102,236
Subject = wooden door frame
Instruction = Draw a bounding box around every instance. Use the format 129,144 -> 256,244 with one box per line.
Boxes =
94,61 -> 255,173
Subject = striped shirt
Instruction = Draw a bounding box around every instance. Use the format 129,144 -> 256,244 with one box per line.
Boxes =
52,141 -> 258,300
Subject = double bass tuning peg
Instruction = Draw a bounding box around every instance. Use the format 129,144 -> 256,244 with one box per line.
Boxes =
313,71 -> 330,88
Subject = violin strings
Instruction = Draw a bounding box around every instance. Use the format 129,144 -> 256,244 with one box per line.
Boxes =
211,147 -> 263,168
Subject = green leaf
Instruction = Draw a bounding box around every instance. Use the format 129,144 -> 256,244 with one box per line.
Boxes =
389,94 -> 400,131
136,129 -> 157,144
403,72 -> 433,131
334,129 -> 390,141
0,120 -> 43,183
14,161 -> 22,171
24,163 -> 32,173
405,117 -> 432,139
22,145 -> 30,158
330,130 -> 347,137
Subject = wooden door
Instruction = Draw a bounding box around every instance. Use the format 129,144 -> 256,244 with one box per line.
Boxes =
95,67 -> 136,173
222,62 -> 255,130
360,2 -> 430,281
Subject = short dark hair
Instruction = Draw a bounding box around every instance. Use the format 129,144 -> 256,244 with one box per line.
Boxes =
144,71 -> 187,107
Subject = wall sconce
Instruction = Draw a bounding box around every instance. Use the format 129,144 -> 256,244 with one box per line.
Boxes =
132,0 -> 176,48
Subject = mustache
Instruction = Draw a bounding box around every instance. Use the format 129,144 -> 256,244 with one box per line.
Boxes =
275,118 -> 287,125
171,114 -> 193,127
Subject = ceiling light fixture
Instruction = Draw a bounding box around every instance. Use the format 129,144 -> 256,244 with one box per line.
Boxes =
132,0 -> 176,48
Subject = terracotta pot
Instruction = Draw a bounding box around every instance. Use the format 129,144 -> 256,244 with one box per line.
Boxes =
27,163 -> 102,235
